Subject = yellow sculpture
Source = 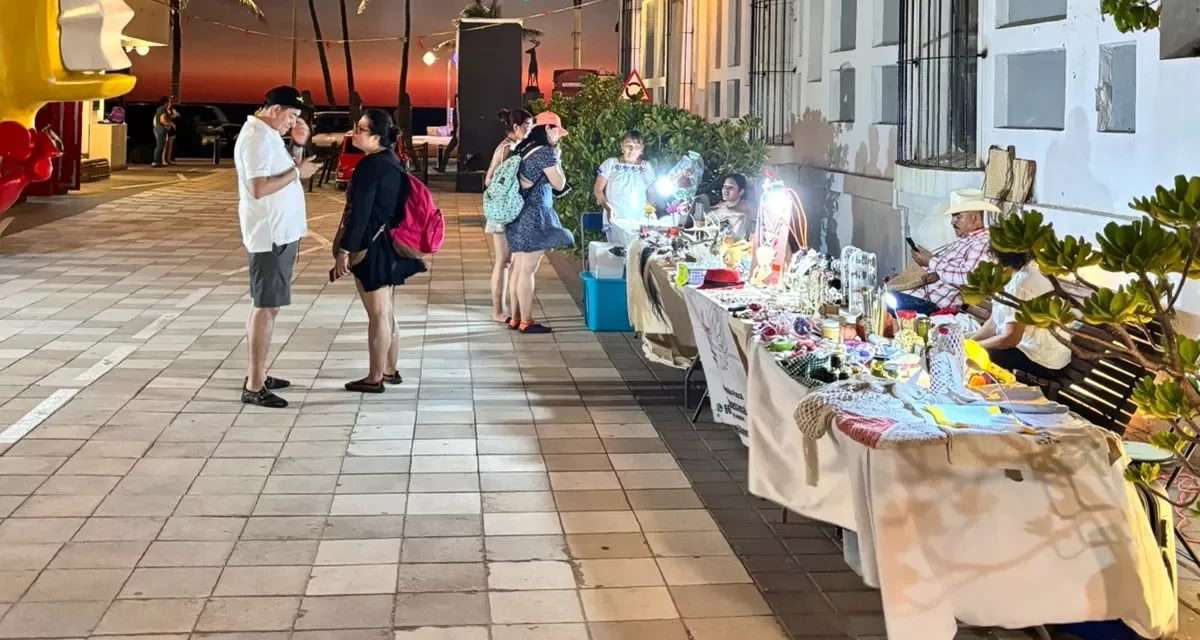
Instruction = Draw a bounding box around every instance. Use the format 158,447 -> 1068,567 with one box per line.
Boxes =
0,0 -> 137,127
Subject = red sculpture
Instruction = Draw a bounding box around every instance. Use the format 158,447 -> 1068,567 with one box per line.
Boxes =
0,121 -> 62,215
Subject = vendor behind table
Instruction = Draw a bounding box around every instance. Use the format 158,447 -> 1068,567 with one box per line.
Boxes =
689,173 -> 755,241
593,130 -> 657,233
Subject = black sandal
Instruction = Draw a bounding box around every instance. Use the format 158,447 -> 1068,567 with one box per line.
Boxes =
519,322 -> 553,334
382,371 -> 403,385
344,379 -> 386,393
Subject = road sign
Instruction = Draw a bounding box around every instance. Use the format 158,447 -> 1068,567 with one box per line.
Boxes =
620,69 -> 650,103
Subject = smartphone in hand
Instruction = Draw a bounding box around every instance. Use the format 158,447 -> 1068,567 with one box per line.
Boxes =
905,237 -> 919,251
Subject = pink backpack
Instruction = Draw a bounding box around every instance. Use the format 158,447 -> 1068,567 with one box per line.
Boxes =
389,174 -> 445,256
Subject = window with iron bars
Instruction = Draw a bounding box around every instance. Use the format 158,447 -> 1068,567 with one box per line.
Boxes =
897,0 -> 981,169
750,0 -> 795,145
619,0 -> 634,77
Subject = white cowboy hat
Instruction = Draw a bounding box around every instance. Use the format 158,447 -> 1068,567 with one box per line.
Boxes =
936,188 -> 1001,216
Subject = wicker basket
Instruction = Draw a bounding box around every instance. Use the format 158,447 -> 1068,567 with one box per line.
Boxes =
886,262 -> 930,293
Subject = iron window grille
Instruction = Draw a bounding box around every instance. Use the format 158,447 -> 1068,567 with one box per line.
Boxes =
897,0 -> 981,169
619,0 -> 634,77
750,0 -> 795,145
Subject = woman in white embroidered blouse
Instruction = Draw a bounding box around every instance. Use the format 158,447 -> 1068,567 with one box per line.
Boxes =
593,131 -> 656,229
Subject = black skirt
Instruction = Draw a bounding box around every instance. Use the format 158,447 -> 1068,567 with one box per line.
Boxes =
351,232 -> 427,292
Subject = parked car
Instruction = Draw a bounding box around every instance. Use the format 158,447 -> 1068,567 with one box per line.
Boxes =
335,133 -> 408,190
311,111 -> 352,150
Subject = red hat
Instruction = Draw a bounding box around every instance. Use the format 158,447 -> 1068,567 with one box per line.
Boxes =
701,268 -> 742,289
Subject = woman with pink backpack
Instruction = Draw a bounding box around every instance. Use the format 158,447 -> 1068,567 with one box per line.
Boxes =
331,109 -> 428,393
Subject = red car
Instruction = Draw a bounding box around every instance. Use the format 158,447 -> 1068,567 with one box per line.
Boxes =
335,133 -> 409,190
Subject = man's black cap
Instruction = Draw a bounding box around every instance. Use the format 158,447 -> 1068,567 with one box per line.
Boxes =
264,86 -> 307,111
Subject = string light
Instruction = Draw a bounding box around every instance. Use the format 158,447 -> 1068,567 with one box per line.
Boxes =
139,0 -> 612,46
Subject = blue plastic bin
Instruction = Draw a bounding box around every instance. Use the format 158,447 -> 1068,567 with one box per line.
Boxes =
580,272 -> 632,332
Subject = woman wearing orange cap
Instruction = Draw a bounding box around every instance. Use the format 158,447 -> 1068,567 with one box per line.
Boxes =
504,111 -> 574,334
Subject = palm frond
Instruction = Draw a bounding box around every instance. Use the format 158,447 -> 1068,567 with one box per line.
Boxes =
225,0 -> 266,22
522,27 -> 543,40
459,1 -> 493,19
432,38 -> 456,52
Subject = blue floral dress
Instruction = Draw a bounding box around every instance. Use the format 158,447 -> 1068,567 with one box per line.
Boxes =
505,146 -> 574,253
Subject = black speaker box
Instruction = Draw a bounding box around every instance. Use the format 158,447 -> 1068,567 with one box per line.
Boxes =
455,19 -> 523,193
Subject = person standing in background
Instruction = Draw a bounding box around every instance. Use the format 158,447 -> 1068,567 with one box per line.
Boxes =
151,96 -> 173,167
437,94 -> 459,173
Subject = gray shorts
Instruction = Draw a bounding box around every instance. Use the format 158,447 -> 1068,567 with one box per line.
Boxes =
247,241 -> 298,308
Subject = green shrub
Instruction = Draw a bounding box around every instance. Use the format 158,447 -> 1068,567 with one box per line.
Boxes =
531,75 -> 768,252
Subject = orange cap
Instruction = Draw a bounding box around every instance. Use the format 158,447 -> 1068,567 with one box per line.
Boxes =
534,111 -> 568,136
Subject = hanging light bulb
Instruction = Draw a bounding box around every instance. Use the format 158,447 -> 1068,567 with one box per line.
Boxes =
135,45 -> 150,56
422,50 -> 437,66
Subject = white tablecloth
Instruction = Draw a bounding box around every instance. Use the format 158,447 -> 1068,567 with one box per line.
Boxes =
746,345 -> 1177,640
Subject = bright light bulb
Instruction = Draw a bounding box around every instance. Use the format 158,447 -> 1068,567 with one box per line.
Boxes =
422,51 -> 437,66
135,45 -> 149,56
654,177 -> 674,197
885,293 -> 899,309
765,189 -> 790,214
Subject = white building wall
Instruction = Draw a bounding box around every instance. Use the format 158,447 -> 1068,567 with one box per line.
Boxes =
621,0 -> 1200,303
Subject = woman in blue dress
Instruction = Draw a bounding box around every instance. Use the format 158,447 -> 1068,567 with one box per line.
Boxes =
505,111 -> 574,334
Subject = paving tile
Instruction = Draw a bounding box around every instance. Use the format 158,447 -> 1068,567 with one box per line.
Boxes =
560,510 -> 641,534
575,559 -> 665,588
139,540 -> 234,567
484,535 -> 570,562
293,595 -> 395,630
227,539 -> 319,566
23,567 -> 130,601
0,542 -> 62,570
668,584 -> 773,618
0,601 -> 108,638
484,512 -> 562,536
195,596 -> 301,632
316,538 -> 401,565
489,590 -> 585,624
306,564 -> 397,595
656,556 -> 752,585
487,560 -> 576,590
394,627 -> 490,640
491,624 -> 590,640
401,536 -> 484,563
578,586 -> 678,622
397,562 -> 487,592
93,598 -> 206,635
587,620 -> 690,640
394,592 -> 490,626
120,567 -> 222,598
213,565 -> 312,596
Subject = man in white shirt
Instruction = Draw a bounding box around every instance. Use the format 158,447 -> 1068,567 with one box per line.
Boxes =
235,86 -> 321,408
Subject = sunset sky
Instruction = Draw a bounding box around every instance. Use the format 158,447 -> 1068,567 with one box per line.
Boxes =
122,0 -> 619,107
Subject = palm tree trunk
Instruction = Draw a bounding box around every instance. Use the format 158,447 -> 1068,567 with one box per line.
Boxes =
169,0 -> 182,102
308,0 -> 337,107
396,0 -> 416,162
338,0 -> 359,120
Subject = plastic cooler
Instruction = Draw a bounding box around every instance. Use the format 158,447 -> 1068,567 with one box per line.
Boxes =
580,272 -> 632,332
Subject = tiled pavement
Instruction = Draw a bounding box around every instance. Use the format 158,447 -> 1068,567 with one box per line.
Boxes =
0,170 -> 1187,639
0,171 -> 800,639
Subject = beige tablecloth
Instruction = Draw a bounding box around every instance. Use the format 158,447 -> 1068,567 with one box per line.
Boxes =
746,344 -> 1177,640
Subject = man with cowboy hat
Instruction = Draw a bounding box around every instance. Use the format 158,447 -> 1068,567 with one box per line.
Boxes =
892,188 -> 1000,314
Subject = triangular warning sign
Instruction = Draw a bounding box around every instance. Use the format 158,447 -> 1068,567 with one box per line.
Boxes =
620,69 -> 650,103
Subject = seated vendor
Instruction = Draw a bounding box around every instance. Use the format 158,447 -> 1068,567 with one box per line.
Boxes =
593,131 -> 656,229
892,188 -> 998,315
970,250 -> 1071,379
695,174 -> 754,240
